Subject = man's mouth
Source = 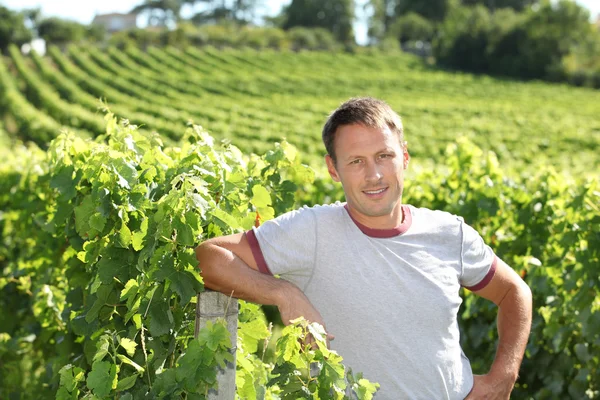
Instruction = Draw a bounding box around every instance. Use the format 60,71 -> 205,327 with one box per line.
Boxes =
363,187 -> 388,196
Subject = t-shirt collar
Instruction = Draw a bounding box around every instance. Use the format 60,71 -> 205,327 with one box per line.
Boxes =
344,203 -> 412,238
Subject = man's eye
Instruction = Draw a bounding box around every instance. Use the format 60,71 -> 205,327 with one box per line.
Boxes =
379,154 -> 391,159
350,159 -> 361,165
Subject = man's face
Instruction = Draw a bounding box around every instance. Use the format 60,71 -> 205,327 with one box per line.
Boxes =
325,123 -> 409,228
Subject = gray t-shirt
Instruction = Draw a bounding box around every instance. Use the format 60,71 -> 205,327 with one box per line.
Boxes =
247,202 -> 497,399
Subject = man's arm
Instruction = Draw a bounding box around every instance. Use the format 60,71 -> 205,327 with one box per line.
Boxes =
465,257 -> 532,400
195,232 -> 329,331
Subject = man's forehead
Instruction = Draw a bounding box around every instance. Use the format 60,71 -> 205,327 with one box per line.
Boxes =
335,123 -> 398,145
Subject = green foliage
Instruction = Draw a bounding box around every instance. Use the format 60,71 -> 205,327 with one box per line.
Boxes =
434,4 -> 495,72
131,0 -> 183,27
188,0 -> 262,25
520,0 -> 595,81
282,0 -> 356,45
560,31 -> 600,88
0,6 -> 33,52
388,12 -> 435,44
365,0 -> 398,42
434,0 -> 600,87
1,105 -> 599,397
269,318 -> 379,399
108,23 -> 341,51
461,0 -> 537,11
37,17 -> 100,46
396,0 -> 449,21
3,45 -> 599,175
287,27 -> 341,51
0,116 -> 375,399
0,52 -> 69,145
7,45 -> 105,136
235,311 -> 380,400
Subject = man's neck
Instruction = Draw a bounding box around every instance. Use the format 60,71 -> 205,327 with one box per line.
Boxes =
345,202 -> 404,230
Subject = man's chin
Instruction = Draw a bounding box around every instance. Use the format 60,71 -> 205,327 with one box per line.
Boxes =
354,205 -> 396,219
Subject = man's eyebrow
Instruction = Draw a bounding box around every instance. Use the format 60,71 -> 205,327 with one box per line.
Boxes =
345,154 -> 363,160
344,148 -> 396,160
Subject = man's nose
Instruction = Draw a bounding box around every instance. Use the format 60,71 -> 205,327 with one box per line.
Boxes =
365,161 -> 382,182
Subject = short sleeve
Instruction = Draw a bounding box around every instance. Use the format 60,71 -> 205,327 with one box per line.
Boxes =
459,220 -> 497,291
246,206 -> 317,289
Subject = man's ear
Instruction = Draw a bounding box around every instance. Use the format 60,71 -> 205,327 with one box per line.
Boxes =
403,147 -> 410,170
325,154 -> 341,182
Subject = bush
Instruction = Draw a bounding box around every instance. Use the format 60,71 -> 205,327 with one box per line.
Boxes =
559,29 -> 600,88
241,26 -> 289,49
377,36 -> 402,52
38,17 -> 89,46
433,5 -> 493,72
0,6 -> 33,52
389,12 -> 435,44
433,0 -> 599,87
109,28 -> 162,49
0,117 -> 379,399
288,27 -> 339,51
109,24 -> 340,52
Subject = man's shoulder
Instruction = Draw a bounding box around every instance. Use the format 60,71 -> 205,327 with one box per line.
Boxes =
266,201 -> 345,225
285,201 -> 345,217
406,204 -> 463,230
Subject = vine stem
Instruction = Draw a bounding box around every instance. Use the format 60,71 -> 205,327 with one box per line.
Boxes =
140,323 -> 152,389
143,286 -> 157,318
261,322 -> 273,363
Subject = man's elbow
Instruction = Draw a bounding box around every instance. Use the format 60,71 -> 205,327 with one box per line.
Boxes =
520,280 -> 533,310
195,240 -> 221,290
511,278 -> 532,319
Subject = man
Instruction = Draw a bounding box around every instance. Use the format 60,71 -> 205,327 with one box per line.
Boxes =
196,97 -> 532,399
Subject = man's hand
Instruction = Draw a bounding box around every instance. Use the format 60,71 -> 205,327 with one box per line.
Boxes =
469,257 -> 531,399
465,374 -> 514,400
277,281 -> 335,346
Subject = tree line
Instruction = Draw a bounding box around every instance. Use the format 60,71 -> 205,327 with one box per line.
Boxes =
1,0 -> 599,87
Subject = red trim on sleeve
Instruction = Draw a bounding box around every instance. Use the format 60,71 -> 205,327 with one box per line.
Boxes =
464,255 -> 498,292
245,230 -> 273,275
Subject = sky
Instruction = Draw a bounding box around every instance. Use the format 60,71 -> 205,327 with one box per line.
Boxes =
2,0 -> 599,45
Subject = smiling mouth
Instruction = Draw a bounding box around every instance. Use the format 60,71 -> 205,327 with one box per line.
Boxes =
363,187 -> 388,195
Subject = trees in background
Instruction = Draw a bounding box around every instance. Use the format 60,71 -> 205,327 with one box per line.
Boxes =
366,0 -> 540,44
365,0 -> 600,87
131,0 -> 185,27
366,0 -> 397,42
514,0 -> 594,80
433,0 -> 599,85
367,0 -> 448,43
460,0 -> 537,12
396,0 -> 450,21
189,0 -> 264,25
388,12 -> 435,44
280,0 -> 355,45
37,18 -> 105,46
0,7 -> 33,53
129,0 -> 264,26
1,6 -> 103,51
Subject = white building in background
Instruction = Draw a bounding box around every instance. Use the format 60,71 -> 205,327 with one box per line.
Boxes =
21,38 -> 46,56
92,12 -> 139,33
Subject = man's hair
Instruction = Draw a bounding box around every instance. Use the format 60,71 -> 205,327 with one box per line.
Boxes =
322,97 -> 404,163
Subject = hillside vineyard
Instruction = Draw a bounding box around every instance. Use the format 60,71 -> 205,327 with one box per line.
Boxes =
0,45 -> 599,176
0,46 -> 599,399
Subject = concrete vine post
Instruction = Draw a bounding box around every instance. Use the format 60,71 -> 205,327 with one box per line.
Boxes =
195,289 -> 238,399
